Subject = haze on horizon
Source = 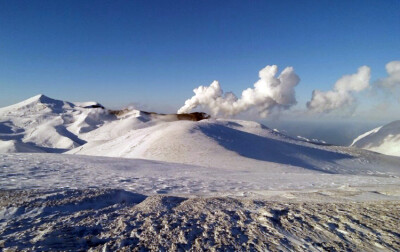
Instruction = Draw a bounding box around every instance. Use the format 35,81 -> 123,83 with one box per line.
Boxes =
0,0 -> 399,144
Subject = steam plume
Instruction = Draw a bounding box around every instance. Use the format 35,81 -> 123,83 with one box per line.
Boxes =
375,61 -> 400,89
178,65 -> 300,118
307,66 -> 371,113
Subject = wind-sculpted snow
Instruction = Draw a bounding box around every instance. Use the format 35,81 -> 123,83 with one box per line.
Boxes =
1,189 -> 399,251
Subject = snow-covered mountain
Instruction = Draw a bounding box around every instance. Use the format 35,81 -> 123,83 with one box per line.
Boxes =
351,120 -> 400,157
0,94 -> 113,152
0,94 -> 207,153
1,95 -> 400,176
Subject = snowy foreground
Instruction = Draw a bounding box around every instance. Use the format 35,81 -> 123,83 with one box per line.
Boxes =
1,95 -> 400,250
1,188 -> 399,251
1,153 -> 400,251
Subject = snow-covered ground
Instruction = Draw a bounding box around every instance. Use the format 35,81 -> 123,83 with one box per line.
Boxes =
1,153 -> 400,196
351,120 -> 400,157
1,189 -> 399,251
1,95 -> 400,250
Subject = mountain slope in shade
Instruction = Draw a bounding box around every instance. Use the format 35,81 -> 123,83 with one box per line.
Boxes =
351,120 -> 400,157
0,139 -> 45,153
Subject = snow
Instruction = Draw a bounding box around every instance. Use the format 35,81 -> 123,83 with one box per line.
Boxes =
66,117 -> 400,177
0,94 -> 400,194
296,135 -> 326,144
351,120 -> 400,156
0,140 -> 45,153
1,188 -> 399,251
0,94 -> 400,192
0,94 -> 113,151
1,95 -> 400,250
1,153 -> 399,196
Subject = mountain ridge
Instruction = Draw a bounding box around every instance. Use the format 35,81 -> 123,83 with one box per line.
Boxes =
351,120 -> 400,156
1,95 -> 400,176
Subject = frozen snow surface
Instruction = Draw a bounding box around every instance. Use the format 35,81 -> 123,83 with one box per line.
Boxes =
1,152 -> 400,196
351,120 -> 400,157
1,189 -> 399,251
1,95 -> 400,251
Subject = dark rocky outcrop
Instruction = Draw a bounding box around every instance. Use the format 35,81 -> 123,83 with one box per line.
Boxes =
109,109 -> 210,121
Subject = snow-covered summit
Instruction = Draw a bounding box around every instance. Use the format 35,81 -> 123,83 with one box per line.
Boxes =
0,94 -> 113,152
0,94 -> 107,113
0,94 -> 73,114
351,120 -> 400,156
0,95 -> 210,154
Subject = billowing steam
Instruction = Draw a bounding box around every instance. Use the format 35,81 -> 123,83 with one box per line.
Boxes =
307,66 -> 371,113
375,61 -> 400,89
178,65 -> 300,118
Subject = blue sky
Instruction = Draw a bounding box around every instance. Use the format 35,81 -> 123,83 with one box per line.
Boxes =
1,0 -> 399,116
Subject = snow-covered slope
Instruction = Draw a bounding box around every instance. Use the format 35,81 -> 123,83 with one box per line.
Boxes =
0,94 -> 205,153
0,94 -> 114,152
66,118 -> 399,175
351,120 -> 400,156
1,95 -> 400,176
0,140 -> 45,153
2,152 -> 400,195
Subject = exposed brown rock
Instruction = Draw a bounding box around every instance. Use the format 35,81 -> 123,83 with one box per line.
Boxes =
108,109 -> 131,116
176,112 -> 210,121
109,109 -> 210,121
